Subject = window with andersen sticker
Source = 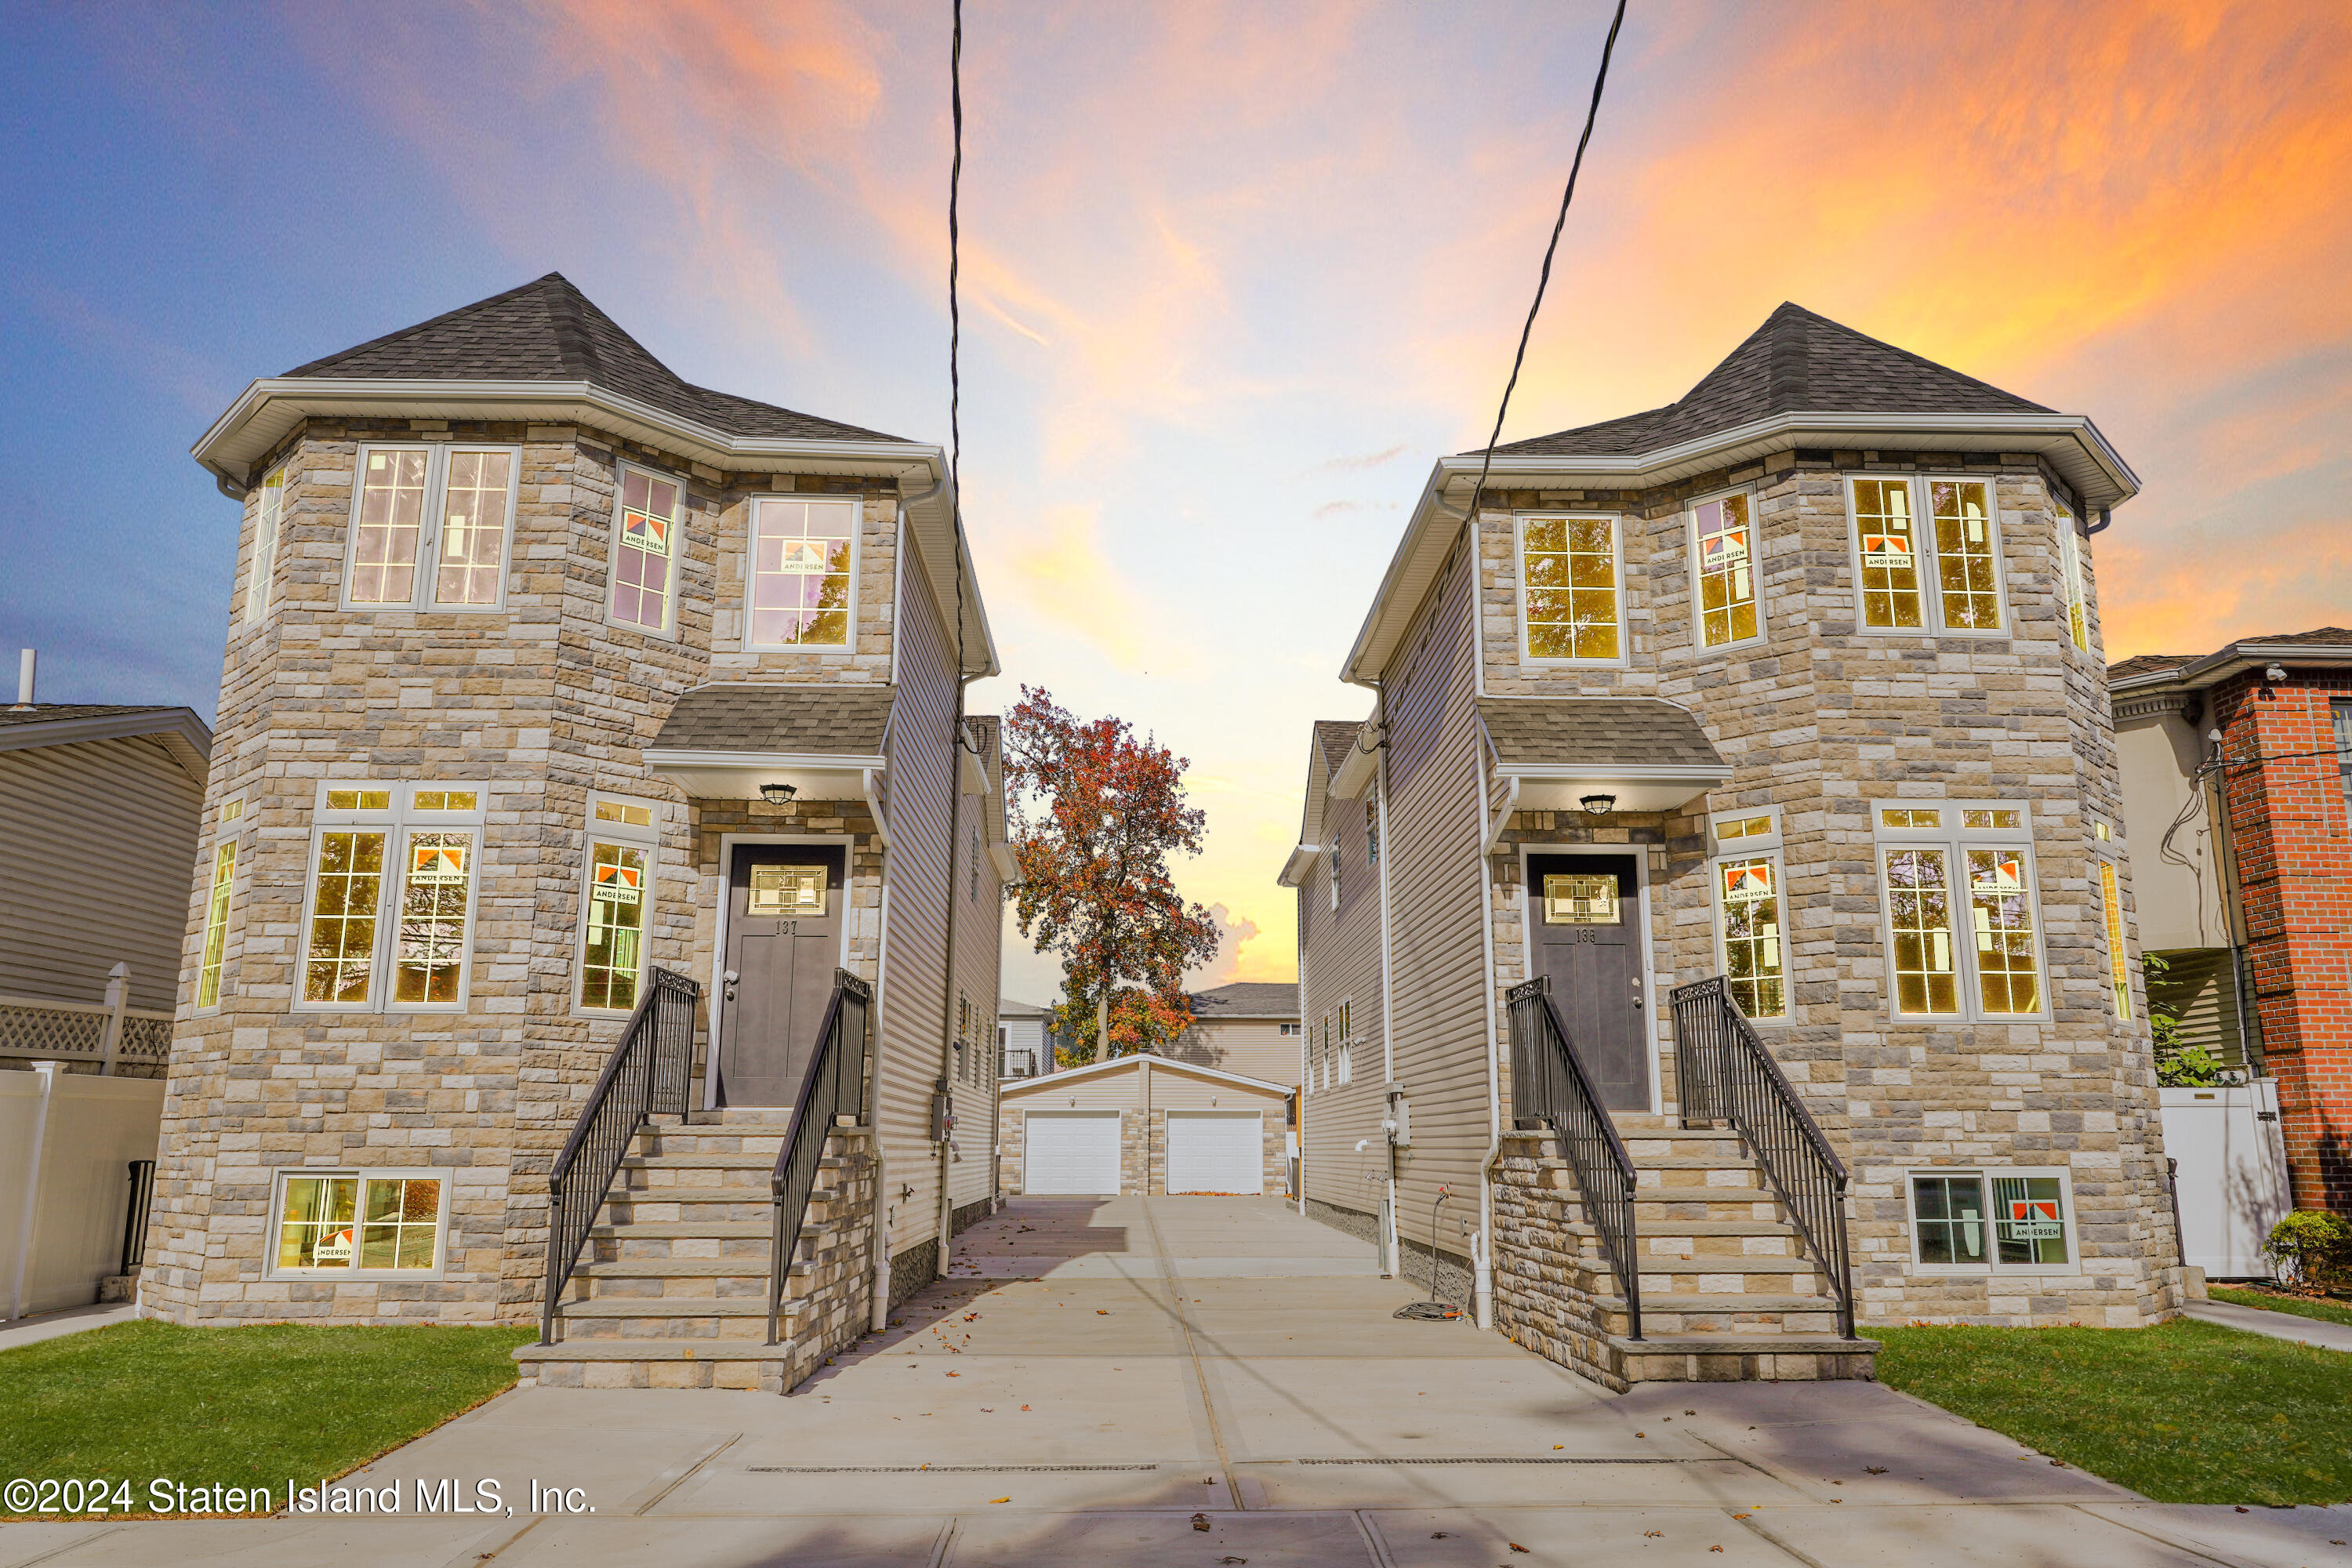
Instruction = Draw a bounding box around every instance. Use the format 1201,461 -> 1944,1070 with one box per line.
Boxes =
1908,1170 -> 2072,1270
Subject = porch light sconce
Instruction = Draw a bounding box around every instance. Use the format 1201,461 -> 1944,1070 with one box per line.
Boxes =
1579,793 -> 1617,818
760,782 -> 798,806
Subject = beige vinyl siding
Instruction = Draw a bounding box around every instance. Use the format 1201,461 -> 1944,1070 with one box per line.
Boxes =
948,750 -> 1004,1209
1364,532 -> 1489,1271
1009,1069 -> 1139,1111
1142,1063 -> 1288,1110
0,736 -> 205,1012
876,521 -> 964,1259
1300,726 -> 1389,1213
1173,1018 -> 1301,1087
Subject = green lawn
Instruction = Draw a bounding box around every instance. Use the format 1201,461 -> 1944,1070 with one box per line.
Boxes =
2,1320 -> 535,1514
1875,1319 -> 2352,1506
2209,1284 -> 2352,1330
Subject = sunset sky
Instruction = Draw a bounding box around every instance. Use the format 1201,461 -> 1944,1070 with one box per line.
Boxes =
5,2 -> 2347,1003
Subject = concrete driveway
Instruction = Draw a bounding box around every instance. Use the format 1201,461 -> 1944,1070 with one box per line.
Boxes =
7,1196 -> 2347,1567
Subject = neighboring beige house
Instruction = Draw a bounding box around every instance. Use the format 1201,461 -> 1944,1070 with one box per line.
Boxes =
1284,304 -> 2186,1388
996,997 -> 1054,1080
1,688 -> 209,1078
147,274 -> 1010,1392
1171,981 -> 1302,1086
998,1054 -> 1290,1197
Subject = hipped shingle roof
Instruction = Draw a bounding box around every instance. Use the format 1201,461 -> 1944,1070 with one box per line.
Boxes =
650,685 -> 895,756
1476,699 -> 1724,771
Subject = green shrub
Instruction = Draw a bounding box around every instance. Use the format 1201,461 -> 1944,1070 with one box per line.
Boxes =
2264,1210 -> 2352,1290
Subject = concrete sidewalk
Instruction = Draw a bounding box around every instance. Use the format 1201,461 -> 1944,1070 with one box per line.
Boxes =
0,1301 -> 136,1352
5,1197 -> 2347,1566
2185,1297 -> 2352,1352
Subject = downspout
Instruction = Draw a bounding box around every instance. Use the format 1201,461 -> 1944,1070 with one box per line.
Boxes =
1367,691 -> 1400,1279
935,496 -> 978,1279
1472,718 -> 1504,1332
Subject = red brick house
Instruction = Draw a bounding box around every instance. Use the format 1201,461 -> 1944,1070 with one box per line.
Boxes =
2112,630 -> 2352,1214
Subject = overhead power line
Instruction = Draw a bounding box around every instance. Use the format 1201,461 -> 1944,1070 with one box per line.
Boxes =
1462,0 -> 1629,519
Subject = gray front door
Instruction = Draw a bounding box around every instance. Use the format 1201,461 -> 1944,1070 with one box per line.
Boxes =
718,844 -> 845,1108
1528,852 -> 1649,1112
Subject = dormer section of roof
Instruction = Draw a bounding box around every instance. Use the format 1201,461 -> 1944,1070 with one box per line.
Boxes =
1279,718 -> 1370,887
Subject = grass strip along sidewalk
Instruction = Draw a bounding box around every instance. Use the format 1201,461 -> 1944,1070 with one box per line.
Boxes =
2209,1283 -> 2352,1330
1875,1319 -> 2352,1506
2,1319 -> 534,1513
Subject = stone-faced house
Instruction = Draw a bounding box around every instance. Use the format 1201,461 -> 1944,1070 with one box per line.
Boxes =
1283,304 -> 2187,1388
149,274 -> 1009,1391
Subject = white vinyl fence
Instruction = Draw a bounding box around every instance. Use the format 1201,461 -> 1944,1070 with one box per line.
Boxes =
2,1063 -> 165,1319
2159,1080 -> 2293,1281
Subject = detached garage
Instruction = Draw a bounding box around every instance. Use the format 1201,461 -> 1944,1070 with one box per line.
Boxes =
999,1054 -> 1292,1197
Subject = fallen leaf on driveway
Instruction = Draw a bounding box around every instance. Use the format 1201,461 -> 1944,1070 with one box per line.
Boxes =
1864,1466 -> 1886,1475
1710,1548 -> 1724,1555
946,1371 -> 959,1377
1552,1445 -> 1563,1450
1021,1404 -> 1031,1410
1508,1544 -> 1530,1554
1098,1309 -> 1110,1315
1428,1532 -> 1447,1539
989,1497 -> 1010,1504
1192,1513 -> 1210,1531
1645,1530 -> 1663,1537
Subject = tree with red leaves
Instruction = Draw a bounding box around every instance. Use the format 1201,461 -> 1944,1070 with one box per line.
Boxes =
1002,685 -> 1219,1063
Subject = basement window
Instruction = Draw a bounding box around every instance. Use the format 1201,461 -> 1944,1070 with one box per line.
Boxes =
1847,476 -> 2006,635
1907,1168 -> 2076,1275
271,1171 -> 448,1276
343,445 -> 520,612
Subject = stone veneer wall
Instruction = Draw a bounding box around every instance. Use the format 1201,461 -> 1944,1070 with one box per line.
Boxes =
782,1126 -> 879,1390
1490,1130 -> 1629,1391
1474,451 -> 2185,1327
147,415 -> 899,1326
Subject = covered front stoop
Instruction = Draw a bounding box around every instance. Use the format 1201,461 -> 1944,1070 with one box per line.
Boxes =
1493,1120 -> 1878,1392
514,1109 -> 875,1394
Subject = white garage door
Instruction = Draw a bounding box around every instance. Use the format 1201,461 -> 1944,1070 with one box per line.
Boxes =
1165,1111 -> 1263,1195
1023,1111 -> 1122,1194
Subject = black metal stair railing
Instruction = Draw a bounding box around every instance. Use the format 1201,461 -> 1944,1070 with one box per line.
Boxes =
539,967 -> 702,1345
1669,975 -> 1857,1340
768,970 -> 873,1347
1506,975 -> 1642,1341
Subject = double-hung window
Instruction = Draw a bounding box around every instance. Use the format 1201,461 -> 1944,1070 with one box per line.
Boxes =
343,445 -> 520,612
579,792 -> 662,1014
1707,809 -> 1786,1021
2054,496 -> 2090,652
243,469 -> 289,626
1871,802 -> 2048,1021
1907,1167 -> 2075,1274
297,785 -> 485,1011
748,496 -> 856,648
1689,489 -> 1761,649
1848,476 -> 2006,635
271,1168 -> 448,1276
196,794 -> 247,1011
1519,514 -> 1624,662
608,465 -> 682,636
2332,699 -> 2352,820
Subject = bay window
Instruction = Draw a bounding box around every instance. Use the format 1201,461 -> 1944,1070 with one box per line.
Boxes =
1849,476 -> 2008,635
1690,490 -> 1760,648
296,785 -> 484,1011
1708,809 -> 1786,1020
749,496 -> 855,648
1872,802 -> 2047,1021
343,444 -> 519,612
609,465 -> 681,636
1520,514 -> 1623,662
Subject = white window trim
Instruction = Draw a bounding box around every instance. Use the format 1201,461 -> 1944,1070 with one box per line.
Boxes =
1515,510 -> 1631,668
604,459 -> 684,641
1706,838 -> 1791,1025
1684,484 -> 1766,654
575,794 -> 669,1021
744,494 -> 861,652
1842,474 -> 2011,640
243,469 -> 288,626
1903,1165 -> 2082,1277
1707,805 -> 1782,855
292,782 -> 488,1015
339,442 -> 522,615
264,1167 -> 454,1281
1868,799 -> 2052,1024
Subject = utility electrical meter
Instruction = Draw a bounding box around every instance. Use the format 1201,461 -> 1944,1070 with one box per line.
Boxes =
931,1080 -> 955,1142
1384,1083 -> 1411,1148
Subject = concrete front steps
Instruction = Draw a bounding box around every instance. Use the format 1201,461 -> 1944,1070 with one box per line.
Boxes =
513,1112 -> 864,1394
1496,1120 -> 1876,1388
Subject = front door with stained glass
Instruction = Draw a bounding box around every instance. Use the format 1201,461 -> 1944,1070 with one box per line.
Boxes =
1527,852 -> 1649,1111
718,844 -> 846,1106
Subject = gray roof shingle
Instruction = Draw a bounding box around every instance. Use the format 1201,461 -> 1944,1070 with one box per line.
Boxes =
1479,303 -> 2049,459
0,702 -> 184,730
287,273 -> 910,445
650,684 -> 895,755
1189,982 -> 1300,1018
1475,699 -> 1725,770
1312,719 -> 1363,782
